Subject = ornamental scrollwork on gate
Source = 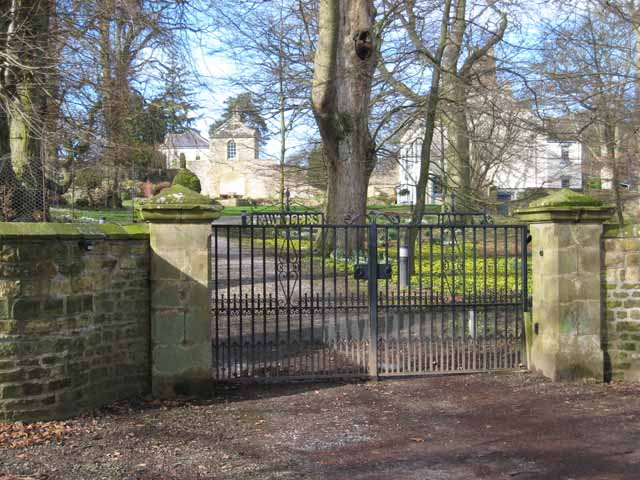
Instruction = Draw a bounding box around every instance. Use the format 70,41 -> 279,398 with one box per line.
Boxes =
276,228 -> 300,306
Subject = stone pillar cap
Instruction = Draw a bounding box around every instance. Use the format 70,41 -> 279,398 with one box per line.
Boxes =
515,188 -> 615,223
139,184 -> 224,223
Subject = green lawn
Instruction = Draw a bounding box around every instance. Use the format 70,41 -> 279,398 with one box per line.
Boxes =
49,202 -> 511,228
219,205 -> 319,216
50,206 -> 138,224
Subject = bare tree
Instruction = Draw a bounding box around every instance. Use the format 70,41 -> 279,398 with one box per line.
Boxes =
439,0 -> 507,209
0,0 -> 51,220
206,0 -> 315,209
537,2 -> 635,224
311,0 -> 378,237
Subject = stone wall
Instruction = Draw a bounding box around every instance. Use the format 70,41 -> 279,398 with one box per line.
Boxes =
0,224 -> 151,421
528,221 -> 604,381
603,224 -> 640,382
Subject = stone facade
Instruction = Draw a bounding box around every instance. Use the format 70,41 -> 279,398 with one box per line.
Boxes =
0,224 -> 150,421
141,185 -> 222,397
207,113 -> 278,200
516,189 -> 614,382
529,222 -> 604,381
603,226 -> 640,382
159,118 -> 399,205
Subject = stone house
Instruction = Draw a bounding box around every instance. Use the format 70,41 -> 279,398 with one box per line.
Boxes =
396,116 -> 586,208
159,114 -> 398,204
159,113 -> 278,200
208,111 -> 278,200
160,130 -> 209,170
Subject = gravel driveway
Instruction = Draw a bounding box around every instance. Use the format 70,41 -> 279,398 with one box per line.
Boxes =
1,373 -> 640,479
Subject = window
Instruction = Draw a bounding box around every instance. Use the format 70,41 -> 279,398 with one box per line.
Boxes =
561,177 -> 570,188
195,155 -> 201,161
560,143 -> 570,167
497,191 -> 512,216
227,140 -> 237,160
432,175 -> 443,195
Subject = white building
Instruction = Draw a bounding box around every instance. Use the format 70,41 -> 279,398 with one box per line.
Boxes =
160,130 -> 210,170
396,122 -> 445,206
397,124 -> 584,207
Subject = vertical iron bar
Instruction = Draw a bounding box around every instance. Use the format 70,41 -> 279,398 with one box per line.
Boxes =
504,227 -> 508,302
310,226 -> 315,345
345,227 -> 350,345
262,226 -> 267,375
322,225 -> 326,375
368,221 -> 379,378
333,226 -> 340,358
494,227 -> 498,303
384,227 -> 390,374
226,226 -> 231,377
274,226 -> 280,375
483,228 -> 488,303
504,227 -> 508,360
298,223 -> 303,343
451,226 -> 456,358
251,225 -> 255,376
429,226 -> 434,306
522,227 -> 529,312
286,225 -> 291,350
238,226 -> 243,376
214,228 -> 219,379
462,226 -> 466,305
473,228 -> 477,303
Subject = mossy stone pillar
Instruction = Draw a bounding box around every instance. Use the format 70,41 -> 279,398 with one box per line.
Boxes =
140,185 -> 223,396
516,189 -> 614,381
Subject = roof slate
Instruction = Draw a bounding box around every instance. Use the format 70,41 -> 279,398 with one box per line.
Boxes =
164,130 -> 209,149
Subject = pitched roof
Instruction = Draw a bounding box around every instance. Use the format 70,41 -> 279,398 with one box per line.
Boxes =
211,110 -> 257,139
164,130 -> 209,149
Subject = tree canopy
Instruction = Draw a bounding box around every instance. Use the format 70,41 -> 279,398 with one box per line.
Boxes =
209,93 -> 269,143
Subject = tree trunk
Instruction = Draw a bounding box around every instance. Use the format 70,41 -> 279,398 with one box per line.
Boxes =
441,0 -> 471,211
4,0 -> 50,220
44,0 -> 70,198
604,121 -> 624,225
441,82 -> 472,210
404,0 -> 454,273
98,1 -> 127,210
633,7 -> 640,187
406,93 -> 443,274
440,0 -> 506,211
311,0 -> 377,252
0,112 -> 9,159
280,90 -> 286,211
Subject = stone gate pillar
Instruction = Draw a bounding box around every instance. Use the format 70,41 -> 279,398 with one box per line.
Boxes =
140,185 -> 223,397
516,189 -> 614,381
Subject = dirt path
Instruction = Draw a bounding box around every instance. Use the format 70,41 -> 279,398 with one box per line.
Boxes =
1,373 -> 640,479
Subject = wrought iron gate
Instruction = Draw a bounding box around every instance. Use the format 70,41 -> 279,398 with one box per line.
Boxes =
210,220 -> 529,381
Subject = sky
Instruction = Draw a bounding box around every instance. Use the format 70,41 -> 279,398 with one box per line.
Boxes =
183,1 -> 570,163
187,34 -> 300,163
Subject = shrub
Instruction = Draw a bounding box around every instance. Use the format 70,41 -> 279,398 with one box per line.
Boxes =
74,197 -> 90,208
153,181 -> 171,195
171,168 -> 201,193
587,178 -> 602,190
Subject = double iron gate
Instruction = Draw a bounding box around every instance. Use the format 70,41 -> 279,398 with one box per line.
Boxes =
210,218 -> 529,381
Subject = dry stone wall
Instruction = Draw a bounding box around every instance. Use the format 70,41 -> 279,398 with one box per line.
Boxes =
0,224 -> 151,421
603,226 -> 640,382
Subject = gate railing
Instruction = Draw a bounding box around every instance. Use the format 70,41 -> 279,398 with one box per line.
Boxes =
210,221 -> 529,380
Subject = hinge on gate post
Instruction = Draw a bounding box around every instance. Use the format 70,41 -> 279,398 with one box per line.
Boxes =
354,263 -> 392,280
